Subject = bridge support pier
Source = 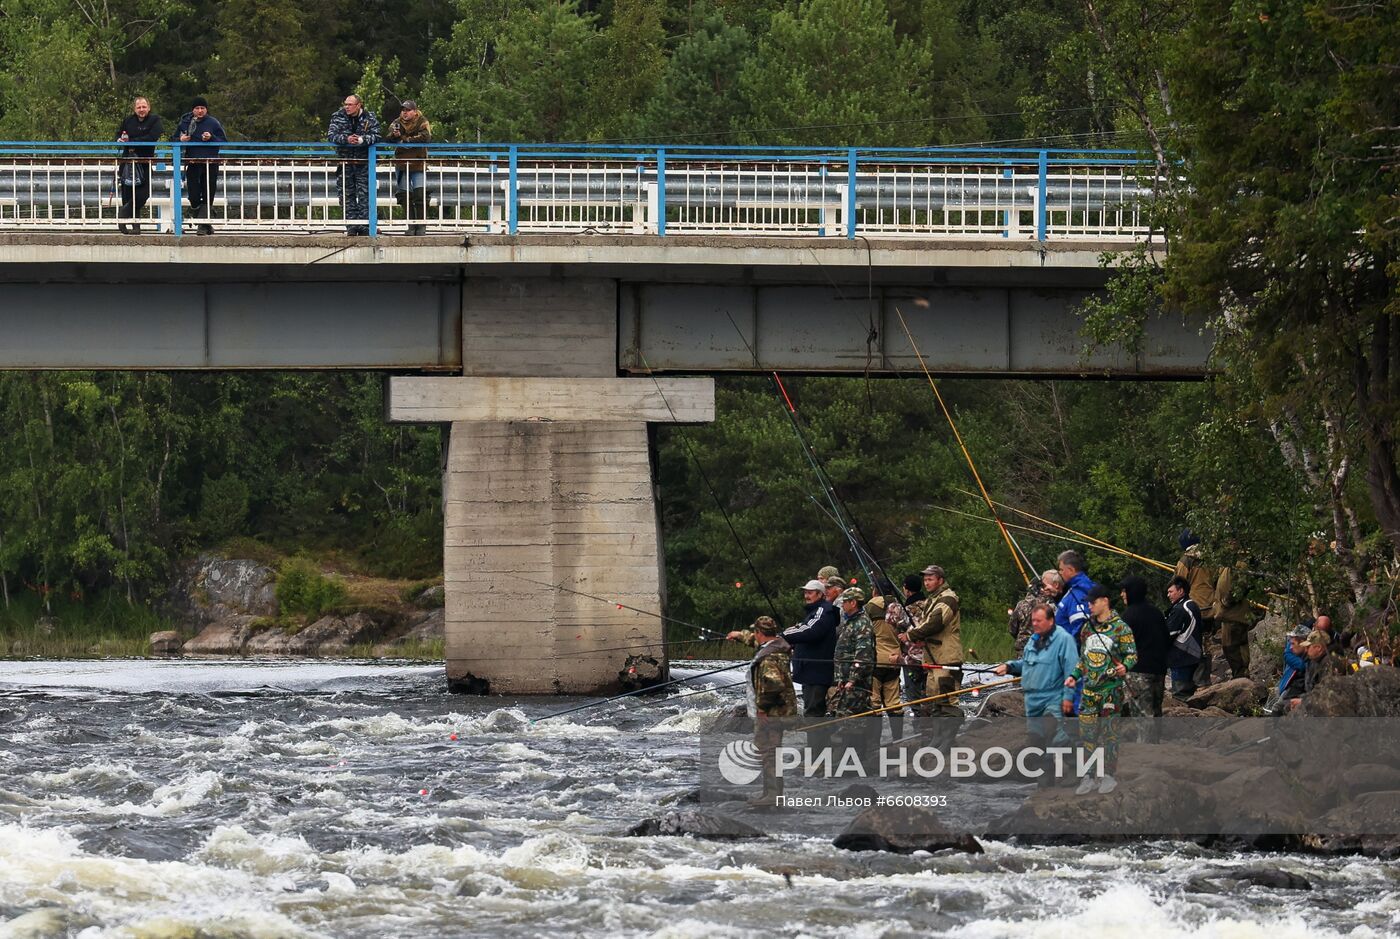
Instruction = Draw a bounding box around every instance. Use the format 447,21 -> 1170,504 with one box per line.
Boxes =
388,375 -> 714,694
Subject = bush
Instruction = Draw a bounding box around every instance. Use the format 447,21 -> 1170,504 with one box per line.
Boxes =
276,556 -> 347,619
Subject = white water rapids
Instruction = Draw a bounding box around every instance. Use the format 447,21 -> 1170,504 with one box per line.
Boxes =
0,660 -> 1394,937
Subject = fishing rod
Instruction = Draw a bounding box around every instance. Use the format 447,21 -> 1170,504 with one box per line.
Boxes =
531,660 -> 751,722
802,676 -> 1021,731
803,495 -> 892,586
952,487 -> 1174,573
929,503 -> 1136,558
892,306 -> 1030,587
507,573 -> 730,641
640,353 -> 783,623
721,312 -> 893,594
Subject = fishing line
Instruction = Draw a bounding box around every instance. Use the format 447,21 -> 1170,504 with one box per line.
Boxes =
802,676 -> 1021,731
507,573 -> 729,640
640,353 -> 783,623
722,310 -> 892,592
952,487 -> 1173,572
792,241 -> 1035,591
532,661 -> 751,722
892,305 -> 1030,587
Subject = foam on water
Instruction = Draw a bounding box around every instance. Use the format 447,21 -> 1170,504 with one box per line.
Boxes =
957,883 -> 1354,939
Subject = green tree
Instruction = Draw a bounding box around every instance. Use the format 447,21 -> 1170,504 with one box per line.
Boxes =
208,0 -> 328,139
640,8 -> 752,142
423,0 -> 604,142
736,0 -> 934,146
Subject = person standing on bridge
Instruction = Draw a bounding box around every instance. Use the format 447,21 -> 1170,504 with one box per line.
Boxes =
384,100 -> 432,235
115,97 -> 163,234
175,97 -> 227,236
326,94 -> 381,236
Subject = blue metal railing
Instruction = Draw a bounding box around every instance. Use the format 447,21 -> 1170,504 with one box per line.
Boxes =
0,141 -> 1157,240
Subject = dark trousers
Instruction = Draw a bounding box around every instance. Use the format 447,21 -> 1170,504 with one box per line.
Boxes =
185,161 -> 221,218
117,161 -> 151,219
801,683 -> 831,749
1193,619 -> 1218,686
1170,665 -> 1197,698
338,162 -> 370,226
1126,671 -> 1165,743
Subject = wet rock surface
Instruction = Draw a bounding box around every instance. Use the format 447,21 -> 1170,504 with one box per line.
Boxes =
169,555 -> 277,629
833,805 -> 983,855
627,809 -> 765,840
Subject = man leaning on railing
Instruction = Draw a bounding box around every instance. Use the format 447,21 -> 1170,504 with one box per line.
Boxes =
175,96 -> 227,236
385,100 -> 431,236
326,94 -> 381,236
115,97 -> 163,234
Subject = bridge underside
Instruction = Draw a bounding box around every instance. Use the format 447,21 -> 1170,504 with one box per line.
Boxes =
0,235 -> 1208,693
0,235 -> 1207,377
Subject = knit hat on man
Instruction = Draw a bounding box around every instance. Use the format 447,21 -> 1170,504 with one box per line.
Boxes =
190,96 -> 208,108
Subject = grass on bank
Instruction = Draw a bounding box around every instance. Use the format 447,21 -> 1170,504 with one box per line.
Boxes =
0,593 -> 170,658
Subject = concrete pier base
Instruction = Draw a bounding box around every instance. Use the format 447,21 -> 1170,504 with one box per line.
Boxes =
388,372 -> 715,695
443,419 -> 667,695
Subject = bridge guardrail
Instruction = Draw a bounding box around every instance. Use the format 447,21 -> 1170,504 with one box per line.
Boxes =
0,142 -> 1157,241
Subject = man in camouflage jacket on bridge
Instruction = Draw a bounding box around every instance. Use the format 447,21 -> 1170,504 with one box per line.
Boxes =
326,94 -> 382,235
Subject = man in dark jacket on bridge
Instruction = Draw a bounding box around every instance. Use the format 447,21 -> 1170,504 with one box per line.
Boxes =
326,94 -> 381,235
175,97 -> 227,235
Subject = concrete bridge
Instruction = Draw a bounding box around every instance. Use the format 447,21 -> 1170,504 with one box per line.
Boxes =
0,145 -> 1206,694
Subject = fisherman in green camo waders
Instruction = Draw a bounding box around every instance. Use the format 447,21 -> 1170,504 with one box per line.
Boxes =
1064,584 -> 1138,795
829,586 -> 878,771
726,616 -> 797,804
900,565 -> 963,750
830,587 -> 875,717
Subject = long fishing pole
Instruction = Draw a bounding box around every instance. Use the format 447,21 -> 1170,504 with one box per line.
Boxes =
929,503 -> 1139,558
892,305 -> 1030,587
532,661 -> 751,723
802,676 -> 1021,731
640,353 -> 783,623
952,487 -> 1173,572
804,495 -> 890,585
722,311 -> 892,593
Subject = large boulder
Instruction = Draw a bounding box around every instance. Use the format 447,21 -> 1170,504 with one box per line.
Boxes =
991,771 -> 1218,840
1248,613 -> 1292,686
182,615 -> 260,655
148,630 -> 183,655
170,555 -> 277,629
833,805 -> 983,854
1297,667 -> 1400,717
1186,678 -> 1265,715
1186,866 -> 1312,893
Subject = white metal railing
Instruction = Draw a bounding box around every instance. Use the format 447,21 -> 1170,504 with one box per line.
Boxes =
0,143 -> 1158,240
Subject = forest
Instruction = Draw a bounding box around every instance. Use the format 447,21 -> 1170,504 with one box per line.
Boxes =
0,0 -> 1394,649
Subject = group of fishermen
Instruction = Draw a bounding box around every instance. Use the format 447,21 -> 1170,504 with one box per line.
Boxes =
727,551 -> 1151,801
722,528 -> 1382,803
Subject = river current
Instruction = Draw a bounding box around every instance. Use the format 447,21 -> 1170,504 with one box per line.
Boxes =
0,660 -> 1395,938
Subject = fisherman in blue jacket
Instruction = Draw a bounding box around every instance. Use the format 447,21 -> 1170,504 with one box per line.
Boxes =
783,579 -> 840,745
995,600 -> 1079,785
1055,549 -> 1098,640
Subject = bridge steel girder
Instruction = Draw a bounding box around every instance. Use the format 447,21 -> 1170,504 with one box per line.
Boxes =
0,235 -> 1207,376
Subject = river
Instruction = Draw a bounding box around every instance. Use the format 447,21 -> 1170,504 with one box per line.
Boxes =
1,661 -> 1394,938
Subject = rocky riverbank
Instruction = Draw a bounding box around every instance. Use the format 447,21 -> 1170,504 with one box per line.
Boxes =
631,665 -> 1400,860
148,554 -> 444,659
